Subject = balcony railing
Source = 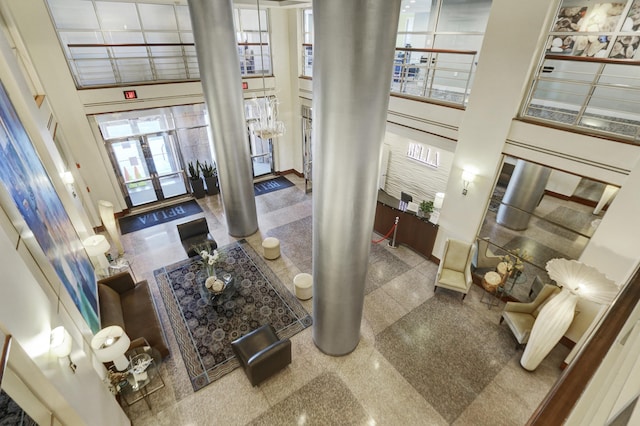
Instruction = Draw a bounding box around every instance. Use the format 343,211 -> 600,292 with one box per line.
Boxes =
65,42 -> 271,88
301,45 -> 477,108
522,54 -> 640,143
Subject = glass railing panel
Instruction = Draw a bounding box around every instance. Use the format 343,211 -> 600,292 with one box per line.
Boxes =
65,43 -> 269,87
522,55 -> 640,143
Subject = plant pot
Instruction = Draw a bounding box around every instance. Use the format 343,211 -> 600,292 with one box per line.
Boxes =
204,176 -> 219,195
190,178 -> 206,199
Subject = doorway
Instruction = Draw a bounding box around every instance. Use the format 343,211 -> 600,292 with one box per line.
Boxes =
107,132 -> 188,207
249,133 -> 274,178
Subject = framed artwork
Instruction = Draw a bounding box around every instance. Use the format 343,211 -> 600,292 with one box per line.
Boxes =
0,81 -> 99,333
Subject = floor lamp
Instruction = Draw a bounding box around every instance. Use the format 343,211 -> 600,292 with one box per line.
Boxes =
521,258 -> 618,371
82,235 -> 110,277
99,200 -> 123,256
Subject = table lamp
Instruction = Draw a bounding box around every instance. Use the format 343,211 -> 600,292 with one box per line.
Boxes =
91,325 -> 131,371
83,235 -> 111,275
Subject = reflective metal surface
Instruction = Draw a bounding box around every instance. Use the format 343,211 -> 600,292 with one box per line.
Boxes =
497,159 -> 551,230
312,0 -> 401,355
188,0 -> 258,237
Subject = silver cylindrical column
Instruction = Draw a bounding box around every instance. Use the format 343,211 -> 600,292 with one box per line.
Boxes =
188,0 -> 258,237
312,0 -> 401,355
497,160 -> 551,230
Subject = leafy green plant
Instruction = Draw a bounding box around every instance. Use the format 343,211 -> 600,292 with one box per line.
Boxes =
187,160 -> 201,181
419,200 -> 434,214
200,161 -> 217,178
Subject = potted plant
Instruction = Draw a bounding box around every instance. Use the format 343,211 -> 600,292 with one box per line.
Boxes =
187,160 -> 205,199
418,200 -> 434,219
201,161 -> 219,195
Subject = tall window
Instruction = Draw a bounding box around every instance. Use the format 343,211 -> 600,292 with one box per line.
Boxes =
301,1 -> 492,106
521,0 -> 640,143
46,0 -> 272,88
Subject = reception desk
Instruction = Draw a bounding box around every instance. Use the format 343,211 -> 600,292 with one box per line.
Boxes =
374,190 -> 438,259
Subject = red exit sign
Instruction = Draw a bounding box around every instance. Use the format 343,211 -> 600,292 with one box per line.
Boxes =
123,90 -> 137,99
242,82 -> 248,90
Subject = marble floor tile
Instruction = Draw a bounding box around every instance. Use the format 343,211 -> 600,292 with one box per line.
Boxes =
119,173 -> 571,426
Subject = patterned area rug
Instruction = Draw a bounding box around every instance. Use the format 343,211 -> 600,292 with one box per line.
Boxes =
0,390 -> 37,426
375,294 -> 517,423
154,239 -> 312,391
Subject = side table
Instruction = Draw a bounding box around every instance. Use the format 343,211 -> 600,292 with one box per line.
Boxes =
480,271 -> 502,309
118,346 -> 164,409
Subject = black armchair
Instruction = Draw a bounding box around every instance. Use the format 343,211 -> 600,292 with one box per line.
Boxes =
231,324 -> 292,386
176,217 -> 217,257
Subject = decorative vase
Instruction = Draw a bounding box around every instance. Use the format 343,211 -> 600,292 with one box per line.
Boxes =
190,178 -> 206,199
204,176 -> 219,195
520,288 -> 578,371
205,275 -> 225,294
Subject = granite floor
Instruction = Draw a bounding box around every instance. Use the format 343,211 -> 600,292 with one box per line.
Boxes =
116,174 -> 568,425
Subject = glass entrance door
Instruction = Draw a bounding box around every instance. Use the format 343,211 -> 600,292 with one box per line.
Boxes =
109,132 -> 187,207
249,133 -> 274,178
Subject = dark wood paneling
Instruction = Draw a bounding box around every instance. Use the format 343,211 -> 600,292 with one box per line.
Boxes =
374,202 -> 438,258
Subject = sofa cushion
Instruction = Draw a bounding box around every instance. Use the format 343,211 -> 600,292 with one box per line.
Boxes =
98,284 -> 125,329
119,280 -> 170,358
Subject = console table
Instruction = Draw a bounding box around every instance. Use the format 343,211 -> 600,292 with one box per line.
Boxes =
374,190 -> 438,259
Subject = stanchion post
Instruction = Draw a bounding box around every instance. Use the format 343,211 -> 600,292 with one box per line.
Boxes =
388,216 -> 399,248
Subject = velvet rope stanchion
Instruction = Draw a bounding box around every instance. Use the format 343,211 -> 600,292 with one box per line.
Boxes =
372,224 -> 396,244
372,217 -> 399,246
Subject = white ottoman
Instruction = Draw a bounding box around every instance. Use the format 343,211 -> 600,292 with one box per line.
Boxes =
294,273 -> 313,300
262,237 -> 280,260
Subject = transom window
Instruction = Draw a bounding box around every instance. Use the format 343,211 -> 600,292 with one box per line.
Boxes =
45,0 -> 271,88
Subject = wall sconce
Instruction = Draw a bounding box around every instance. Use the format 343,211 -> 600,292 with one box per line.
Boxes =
61,171 -> 76,198
82,235 -> 111,276
50,326 -> 76,373
461,170 -> 476,195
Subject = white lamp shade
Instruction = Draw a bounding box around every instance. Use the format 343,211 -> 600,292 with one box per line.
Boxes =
433,192 -> 445,209
61,171 -> 74,185
91,326 -> 131,371
461,170 -> 476,183
82,235 -> 110,257
50,326 -> 72,358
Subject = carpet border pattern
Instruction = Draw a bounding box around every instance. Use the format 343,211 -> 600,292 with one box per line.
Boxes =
154,239 -> 311,391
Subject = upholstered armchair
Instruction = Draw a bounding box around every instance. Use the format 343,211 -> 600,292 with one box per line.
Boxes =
176,217 -> 217,257
500,284 -> 561,349
435,238 -> 476,300
231,324 -> 292,386
472,237 -> 502,270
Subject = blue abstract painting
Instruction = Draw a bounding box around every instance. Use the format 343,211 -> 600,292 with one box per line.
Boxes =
0,82 -> 99,333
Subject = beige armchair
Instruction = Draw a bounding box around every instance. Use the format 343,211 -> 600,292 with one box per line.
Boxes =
500,284 -> 561,349
435,239 -> 476,300
472,237 -> 502,270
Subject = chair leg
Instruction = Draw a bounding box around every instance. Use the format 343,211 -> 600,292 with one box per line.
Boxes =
499,316 -> 504,324
461,293 -> 466,300
434,286 -> 438,293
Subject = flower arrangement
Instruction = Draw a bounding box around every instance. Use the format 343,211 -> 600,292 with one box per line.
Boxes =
200,248 -> 219,276
198,248 -> 225,293
500,248 -> 533,274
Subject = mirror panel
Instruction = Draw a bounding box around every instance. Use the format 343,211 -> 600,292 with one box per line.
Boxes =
476,156 -> 617,302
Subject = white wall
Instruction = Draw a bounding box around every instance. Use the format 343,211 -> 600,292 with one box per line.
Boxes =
382,128 -> 454,204
5,0 -> 123,224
